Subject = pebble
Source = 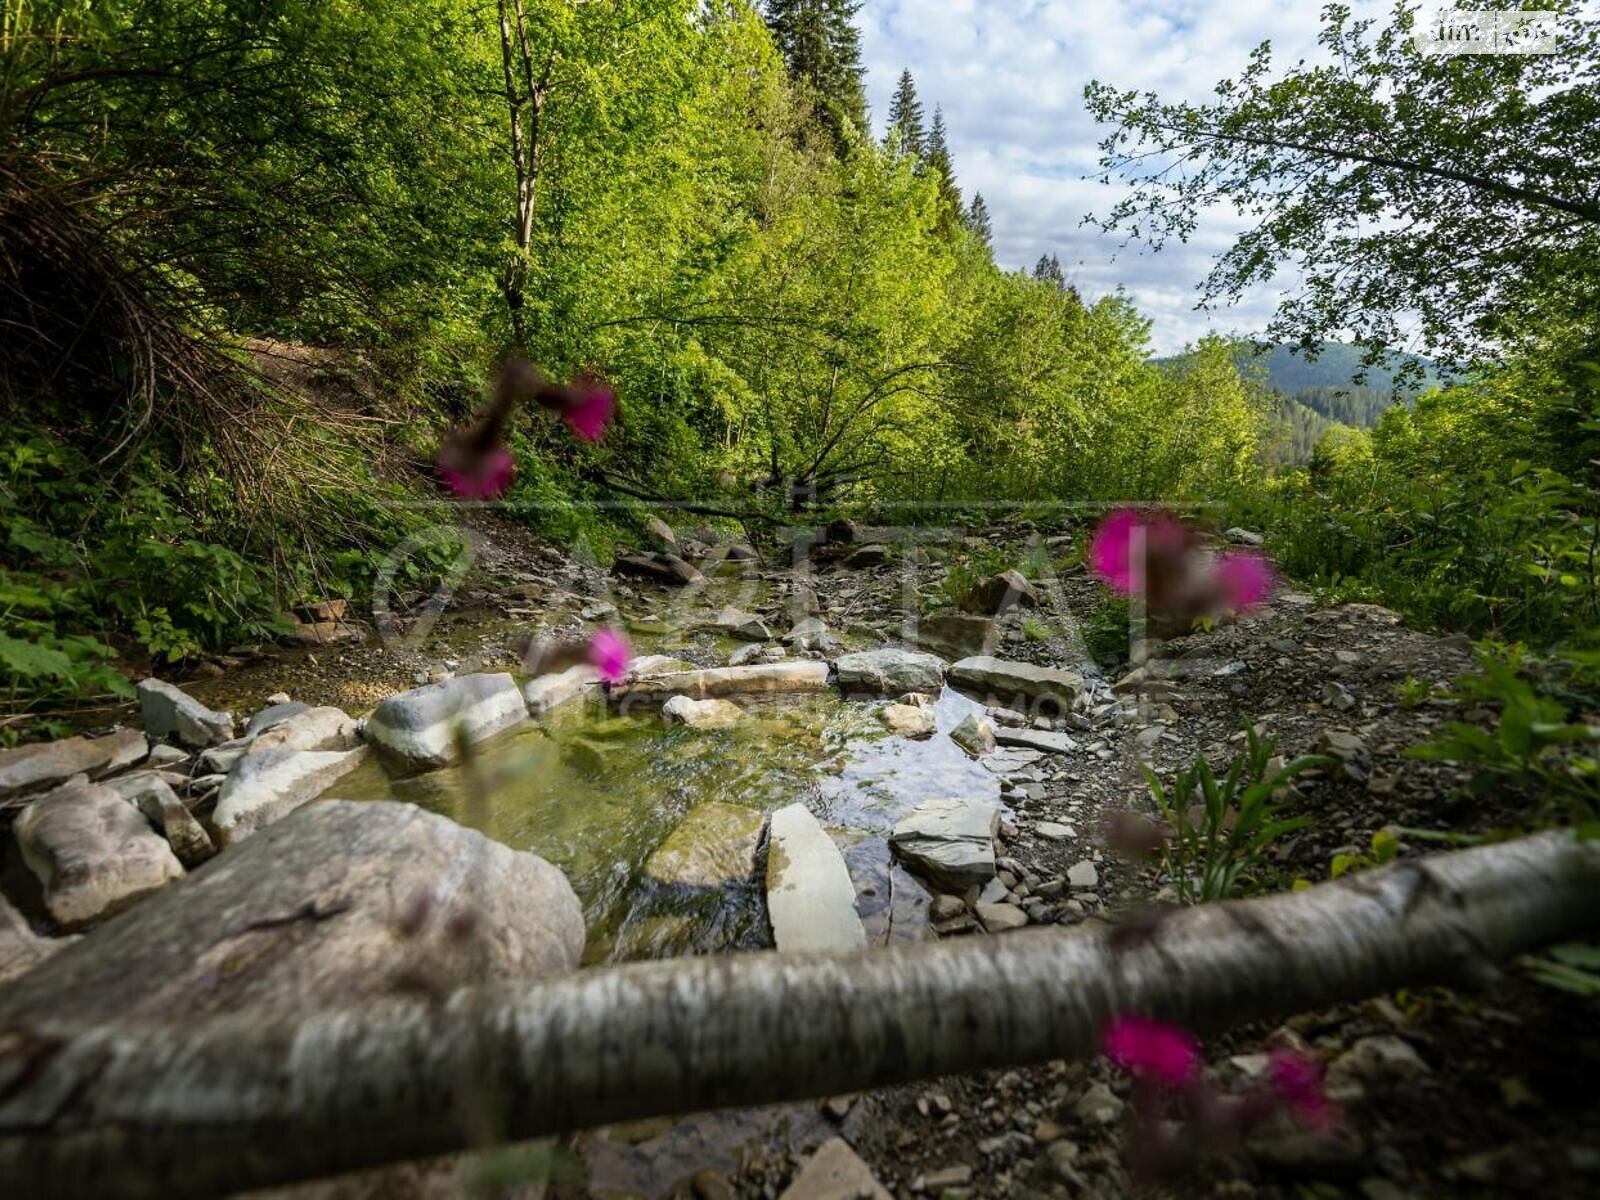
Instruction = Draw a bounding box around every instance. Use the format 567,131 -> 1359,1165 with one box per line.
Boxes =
1073,1082 -> 1123,1124
1034,821 -> 1075,841
1066,860 -> 1099,889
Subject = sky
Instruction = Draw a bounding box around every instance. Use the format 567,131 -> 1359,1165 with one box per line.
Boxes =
858,0 -> 1392,354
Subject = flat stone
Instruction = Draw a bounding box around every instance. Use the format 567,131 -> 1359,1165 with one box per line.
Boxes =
283,619 -> 365,647
1035,822 -> 1075,842
834,648 -> 947,696
645,802 -> 766,887
929,894 -> 966,922
0,728 -> 147,802
949,656 -> 1083,711
975,901 -> 1028,932
661,696 -> 744,730
1318,729 -> 1368,759
994,726 -> 1077,754
210,747 -> 369,847
1075,1082 -> 1125,1124
730,642 -> 787,667
0,894 -> 66,985
614,551 -> 704,586
962,569 -> 1042,615
365,673 -> 527,772
15,779 -> 185,929
778,1137 -> 889,1200
839,544 -> 889,570
715,606 -> 771,641
950,712 -> 997,756
522,664 -> 601,717
249,705 -> 359,754
611,661 -> 831,706
243,701 -> 310,738
1067,860 -> 1099,889
879,703 -> 936,738
918,1165 -> 974,1191
137,678 -> 234,747
912,611 -> 998,659
767,804 -> 866,953
890,797 -> 1000,890
116,773 -> 216,868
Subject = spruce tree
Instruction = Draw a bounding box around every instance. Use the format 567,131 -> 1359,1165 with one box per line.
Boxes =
966,192 -> 993,251
1034,253 -> 1066,289
764,0 -> 868,153
886,69 -> 925,158
926,106 -> 963,233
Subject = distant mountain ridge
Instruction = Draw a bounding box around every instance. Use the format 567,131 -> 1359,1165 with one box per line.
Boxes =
1241,342 -> 1440,396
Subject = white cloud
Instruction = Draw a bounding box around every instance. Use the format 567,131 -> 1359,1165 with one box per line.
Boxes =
859,0 -> 1390,352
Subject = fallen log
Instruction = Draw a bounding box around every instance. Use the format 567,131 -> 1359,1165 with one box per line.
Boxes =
1,830 -> 1597,1199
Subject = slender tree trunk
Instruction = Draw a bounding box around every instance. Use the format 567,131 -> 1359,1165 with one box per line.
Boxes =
1,831 -> 1597,1199
496,0 -> 551,346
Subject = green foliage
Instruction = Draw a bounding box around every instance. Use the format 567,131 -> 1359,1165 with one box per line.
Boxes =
1330,828 -> 1401,880
1144,725 -> 1327,904
1081,593 -> 1131,666
1520,943 -> 1600,997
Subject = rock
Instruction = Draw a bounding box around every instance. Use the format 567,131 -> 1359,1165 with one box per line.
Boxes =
890,797 -> 1000,890
962,569 -> 1042,616
0,800 -> 583,1024
929,894 -> 966,922
778,1137 -> 890,1200
1044,1140 -> 1083,1184
917,1164 -> 973,1191
645,802 -> 766,887
198,739 -> 251,775
949,657 -> 1083,711
145,743 -> 189,768
522,664 -> 601,717
839,544 -> 889,570
1035,821 -> 1075,842
975,901 -> 1027,932
14,779 -> 185,928
0,894 -> 65,985
295,598 -> 349,623
283,619 -> 366,647
725,541 -> 760,562
611,661 -> 831,706
834,648 -> 946,696
826,518 -> 862,544
784,616 -> 841,654
1330,1036 -> 1430,1087
0,728 -> 147,802
730,642 -> 787,667
646,514 -> 678,551
1318,729 -> 1368,759
767,804 -> 866,953
1074,1082 -> 1124,1125
137,678 -> 234,748
912,611 -> 997,660
614,551 -> 704,586
1066,860 -> 1099,889
264,691 -> 292,706
1224,527 -> 1265,546
715,606 -> 772,642
950,712 -> 997,756
879,703 -> 936,738
365,673 -> 528,772
211,747 -> 369,847
662,695 -> 744,730
250,705 -> 359,754
243,701 -> 311,738
116,773 -> 216,867
994,726 -> 1076,754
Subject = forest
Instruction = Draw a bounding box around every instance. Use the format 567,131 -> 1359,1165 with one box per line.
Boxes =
1,2 -> 1599,1198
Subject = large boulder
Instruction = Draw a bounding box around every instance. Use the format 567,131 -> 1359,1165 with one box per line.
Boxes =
137,677 -> 234,747
949,656 -> 1083,712
661,696 -> 744,730
950,713 -> 997,755
0,800 -> 584,1024
912,611 -> 997,660
766,804 -> 865,954
644,802 -> 767,887
834,648 -> 947,697
0,728 -> 146,803
889,797 -> 1000,890
211,747 -> 369,847
364,673 -> 527,772
879,703 -> 936,739
249,705 -> 360,754
961,569 -> 1042,616
614,551 -> 704,587
611,661 -> 830,708
14,778 -> 185,929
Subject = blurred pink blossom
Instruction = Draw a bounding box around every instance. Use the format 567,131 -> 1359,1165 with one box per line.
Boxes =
1214,551 -> 1275,610
1088,508 -> 1277,619
438,446 -> 515,500
564,379 -> 615,443
1104,1014 -> 1202,1088
1268,1050 -> 1337,1131
587,628 -> 631,684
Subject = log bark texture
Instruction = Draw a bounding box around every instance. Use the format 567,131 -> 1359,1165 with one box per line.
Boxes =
1,830 -> 1596,1199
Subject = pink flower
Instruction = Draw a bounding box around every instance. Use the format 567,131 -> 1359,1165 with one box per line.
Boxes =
1103,1015 -> 1201,1088
1089,509 -> 1190,596
1213,551 -> 1274,610
563,380 -> 615,443
587,628 -> 631,684
438,446 -> 515,500
1267,1050 -> 1336,1131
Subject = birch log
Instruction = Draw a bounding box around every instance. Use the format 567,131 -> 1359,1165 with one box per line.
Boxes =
2,830 -> 1597,1199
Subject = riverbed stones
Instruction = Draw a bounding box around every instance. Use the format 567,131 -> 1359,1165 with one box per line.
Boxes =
1067,860 -> 1099,889
611,661 -> 831,706
662,696 -> 744,730
249,705 -> 360,754
962,569 -> 1042,616
949,656 -> 1083,711
14,778 -> 185,929
243,701 -> 310,738
890,797 -> 1000,890
834,647 -> 946,696
975,901 -> 1028,932
115,773 -> 216,867
614,550 -> 704,586
994,726 -> 1077,754
951,712 -> 997,756
646,515 -> 678,551
0,800 -> 585,1024
365,673 -> 527,771
714,606 -> 772,641
730,642 -> 786,667
839,544 -> 889,570
767,805 -> 865,954
0,727 -> 146,802
912,611 -> 998,660
645,802 -> 766,887
522,664 -> 600,717
210,747 -> 369,847
137,677 -> 235,747
879,703 -> 937,738
779,1137 -> 890,1200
